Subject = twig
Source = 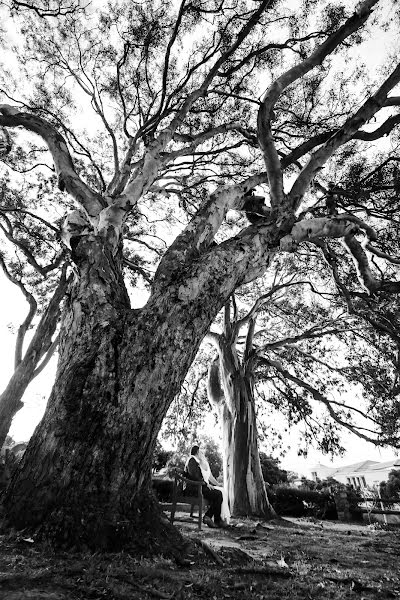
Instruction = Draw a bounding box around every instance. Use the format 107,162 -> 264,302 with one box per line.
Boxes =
193,537 -> 224,565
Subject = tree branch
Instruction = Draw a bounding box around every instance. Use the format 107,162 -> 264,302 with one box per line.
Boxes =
0,106 -> 102,216
0,253 -> 37,368
258,0 -> 379,207
262,356 -> 392,446
288,61 -> 400,207
32,332 -> 60,378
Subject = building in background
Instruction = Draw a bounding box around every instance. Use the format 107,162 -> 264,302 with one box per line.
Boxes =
310,458 -> 400,489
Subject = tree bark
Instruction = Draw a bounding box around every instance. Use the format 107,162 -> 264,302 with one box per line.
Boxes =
3,234 -> 235,550
208,355 -> 275,519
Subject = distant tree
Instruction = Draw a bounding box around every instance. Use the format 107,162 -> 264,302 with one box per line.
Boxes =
152,441 -> 173,474
198,435 -> 223,479
259,453 -> 288,485
315,476 -> 340,491
166,452 -> 186,478
0,260 -> 69,449
381,469 -> 400,499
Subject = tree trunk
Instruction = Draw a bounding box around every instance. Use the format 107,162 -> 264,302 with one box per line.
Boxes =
208,357 -> 275,519
221,374 -> 275,518
3,235 -> 223,551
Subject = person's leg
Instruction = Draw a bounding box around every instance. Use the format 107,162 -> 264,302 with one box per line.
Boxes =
211,489 -> 222,523
202,485 -> 215,527
203,487 -> 223,523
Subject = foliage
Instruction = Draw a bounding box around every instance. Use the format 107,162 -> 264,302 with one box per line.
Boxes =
269,485 -> 336,519
380,469 -> 400,499
161,347 -> 212,449
299,477 -> 318,490
197,435 -> 223,479
152,441 -> 173,473
165,452 -> 186,478
259,453 -> 288,485
315,477 -> 341,491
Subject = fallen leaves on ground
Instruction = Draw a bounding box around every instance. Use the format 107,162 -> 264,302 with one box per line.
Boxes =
0,517 -> 399,599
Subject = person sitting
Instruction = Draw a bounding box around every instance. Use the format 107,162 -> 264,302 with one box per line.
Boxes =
196,449 -> 230,525
184,445 -> 225,528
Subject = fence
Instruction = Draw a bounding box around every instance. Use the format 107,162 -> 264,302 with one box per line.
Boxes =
335,489 -> 400,524
358,490 -> 400,525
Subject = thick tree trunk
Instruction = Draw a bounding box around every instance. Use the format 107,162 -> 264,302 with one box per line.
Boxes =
3,235 -> 221,551
208,356 -> 275,519
221,373 -> 275,518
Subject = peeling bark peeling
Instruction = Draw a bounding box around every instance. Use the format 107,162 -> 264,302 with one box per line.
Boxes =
207,331 -> 275,519
280,216 -> 360,251
208,354 -> 275,518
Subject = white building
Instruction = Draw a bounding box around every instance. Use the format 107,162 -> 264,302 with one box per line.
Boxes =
310,458 -> 400,489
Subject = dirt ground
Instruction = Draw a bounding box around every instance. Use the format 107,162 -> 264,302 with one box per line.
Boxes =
0,513 -> 399,599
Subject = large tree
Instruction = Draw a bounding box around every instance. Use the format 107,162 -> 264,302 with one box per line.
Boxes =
1,0 -> 400,550
205,267 -> 395,518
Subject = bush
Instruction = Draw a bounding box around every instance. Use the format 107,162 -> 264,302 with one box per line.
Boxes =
381,470 -> 400,499
152,441 -> 173,473
152,477 -> 173,502
269,485 -> 337,519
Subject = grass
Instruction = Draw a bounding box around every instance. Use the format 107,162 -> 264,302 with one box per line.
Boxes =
0,516 -> 399,599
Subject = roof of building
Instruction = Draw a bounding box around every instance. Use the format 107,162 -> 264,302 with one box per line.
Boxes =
314,458 -> 400,477
366,459 -> 400,472
331,460 -> 379,475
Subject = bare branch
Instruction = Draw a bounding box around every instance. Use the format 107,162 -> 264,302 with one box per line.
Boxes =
365,243 -> 400,265
343,234 -> 400,295
32,333 -> 60,378
281,114 -> 400,168
4,0 -> 87,18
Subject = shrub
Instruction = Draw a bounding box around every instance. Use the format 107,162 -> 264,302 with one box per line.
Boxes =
269,485 -> 337,519
152,441 -> 173,473
152,477 -> 173,502
381,470 -> 400,499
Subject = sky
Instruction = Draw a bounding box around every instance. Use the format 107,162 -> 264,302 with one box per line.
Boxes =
1,0 -> 399,475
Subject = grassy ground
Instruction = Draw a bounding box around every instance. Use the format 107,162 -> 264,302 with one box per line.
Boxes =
0,514 -> 399,599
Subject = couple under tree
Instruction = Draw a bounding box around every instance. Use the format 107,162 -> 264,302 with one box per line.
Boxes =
184,445 -> 230,528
